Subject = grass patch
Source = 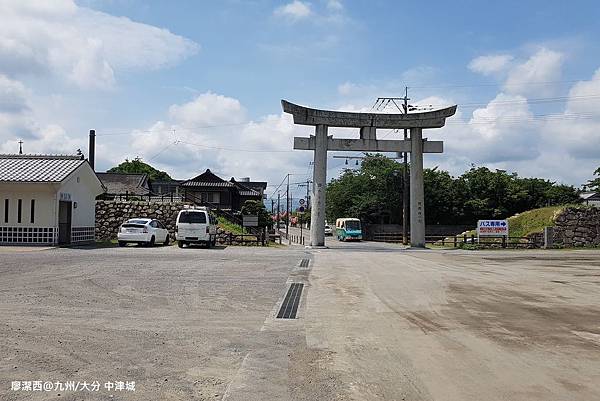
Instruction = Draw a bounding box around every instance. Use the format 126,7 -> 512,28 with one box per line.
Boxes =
508,205 -> 565,238
458,205 -> 569,239
217,217 -> 247,235
93,239 -> 118,248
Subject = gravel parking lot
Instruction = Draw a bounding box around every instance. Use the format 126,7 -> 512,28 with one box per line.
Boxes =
1,243 -> 599,400
0,245 -> 306,400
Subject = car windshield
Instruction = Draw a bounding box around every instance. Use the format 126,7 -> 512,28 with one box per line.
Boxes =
127,219 -> 149,225
179,211 -> 207,224
345,221 -> 361,231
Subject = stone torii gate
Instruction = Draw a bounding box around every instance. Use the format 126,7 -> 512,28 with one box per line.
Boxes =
281,100 -> 457,248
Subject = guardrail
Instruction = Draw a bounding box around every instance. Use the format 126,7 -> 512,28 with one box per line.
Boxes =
371,232 -> 540,248
219,232 -> 266,246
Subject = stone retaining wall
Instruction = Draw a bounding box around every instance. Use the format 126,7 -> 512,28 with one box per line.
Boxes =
95,201 -> 265,245
95,200 -> 190,241
553,206 -> 600,247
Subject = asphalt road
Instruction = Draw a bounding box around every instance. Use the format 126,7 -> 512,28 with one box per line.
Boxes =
1,242 -> 599,400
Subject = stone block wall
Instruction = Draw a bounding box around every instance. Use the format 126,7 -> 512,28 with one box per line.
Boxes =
95,200 -> 190,241
553,206 -> 600,247
95,200 -> 265,245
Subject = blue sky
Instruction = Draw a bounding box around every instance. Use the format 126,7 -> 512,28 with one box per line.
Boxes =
1,0 -> 600,197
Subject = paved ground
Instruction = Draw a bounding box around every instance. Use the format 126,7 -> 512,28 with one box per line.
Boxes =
1,242 -> 599,400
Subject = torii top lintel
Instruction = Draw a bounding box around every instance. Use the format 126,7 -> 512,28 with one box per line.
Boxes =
282,100 -> 457,129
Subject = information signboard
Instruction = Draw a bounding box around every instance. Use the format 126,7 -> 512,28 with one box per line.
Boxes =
243,215 -> 259,227
477,220 -> 508,236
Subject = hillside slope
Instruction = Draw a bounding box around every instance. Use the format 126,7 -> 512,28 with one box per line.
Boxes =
507,205 -> 565,237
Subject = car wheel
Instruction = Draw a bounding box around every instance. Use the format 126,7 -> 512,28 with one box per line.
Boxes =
178,241 -> 184,248
118,241 -> 126,247
164,235 -> 170,246
148,235 -> 155,247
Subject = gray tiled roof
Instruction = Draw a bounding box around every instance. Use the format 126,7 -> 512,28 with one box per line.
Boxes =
0,154 -> 85,182
181,181 -> 234,187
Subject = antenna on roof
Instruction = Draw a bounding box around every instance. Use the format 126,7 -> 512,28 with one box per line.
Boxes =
18,140 -> 23,155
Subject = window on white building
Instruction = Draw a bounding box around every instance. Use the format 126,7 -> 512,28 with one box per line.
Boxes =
17,199 -> 22,223
30,199 -> 35,223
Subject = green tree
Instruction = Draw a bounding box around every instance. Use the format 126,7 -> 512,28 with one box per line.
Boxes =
107,157 -> 172,181
326,154 -> 405,224
587,167 -> 600,191
241,200 -> 271,227
326,156 -> 582,227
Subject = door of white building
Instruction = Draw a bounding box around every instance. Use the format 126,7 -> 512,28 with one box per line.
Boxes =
58,201 -> 72,245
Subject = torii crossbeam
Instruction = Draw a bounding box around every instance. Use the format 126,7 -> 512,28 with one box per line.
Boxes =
282,100 -> 457,248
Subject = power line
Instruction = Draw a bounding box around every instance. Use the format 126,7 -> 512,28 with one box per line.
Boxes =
95,122 -> 249,136
420,93 -> 600,110
177,140 -> 295,153
409,77 -> 600,90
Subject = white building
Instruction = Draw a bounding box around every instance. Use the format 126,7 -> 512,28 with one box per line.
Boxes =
581,191 -> 600,207
0,154 -> 104,245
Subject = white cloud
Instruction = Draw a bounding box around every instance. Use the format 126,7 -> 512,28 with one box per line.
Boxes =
0,75 -> 30,114
504,48 -> 564,97
463,93 -> 540,162
327,0 -> 344,11
274,1 -> 312,20
0,0 -> 199,89
112,92 -> 312,184
565,67 -> 600,115
168,92 -> 247,127
0,1 -> 199,160
468,54 -> 513,76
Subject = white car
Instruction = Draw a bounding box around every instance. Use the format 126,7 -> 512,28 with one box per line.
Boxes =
324,224 -> 333,236
117,218 -> 170,247
175,207 -> 217,248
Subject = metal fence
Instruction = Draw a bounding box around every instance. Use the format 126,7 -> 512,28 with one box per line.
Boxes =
371,232 -> 541,248
219,232 -> 267,246
102,192 -> 185,203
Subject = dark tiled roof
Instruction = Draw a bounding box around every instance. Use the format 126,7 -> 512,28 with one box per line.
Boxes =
97,173 -> 150,195
231,180 -> 260,197
243,181 -> 267,191
181,181 -> 234,187
0,154 -> 85,182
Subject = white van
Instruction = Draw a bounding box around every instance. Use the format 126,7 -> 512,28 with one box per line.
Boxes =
175,207 -> 218,248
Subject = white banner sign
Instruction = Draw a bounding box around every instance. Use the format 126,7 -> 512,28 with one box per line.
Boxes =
477,220 -> 508,236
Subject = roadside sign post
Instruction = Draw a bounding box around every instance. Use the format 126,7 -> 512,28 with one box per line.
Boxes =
477,220 -> 509,245
298,204 -> 306,243
299,211 -> 303,242
243,215 -> 259,228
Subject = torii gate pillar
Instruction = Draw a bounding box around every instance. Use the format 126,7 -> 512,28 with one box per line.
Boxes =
282,100 -> 456,248
311,124 -> 328,246
410,128 -> 425,247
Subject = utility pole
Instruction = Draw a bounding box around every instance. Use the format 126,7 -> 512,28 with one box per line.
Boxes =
277,192 -> 281,230
297,179 -> 312,210
286,174 -> 290,237
402,87 -> 409,245
373,88 -> 411,245
271,199 -> 275,215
